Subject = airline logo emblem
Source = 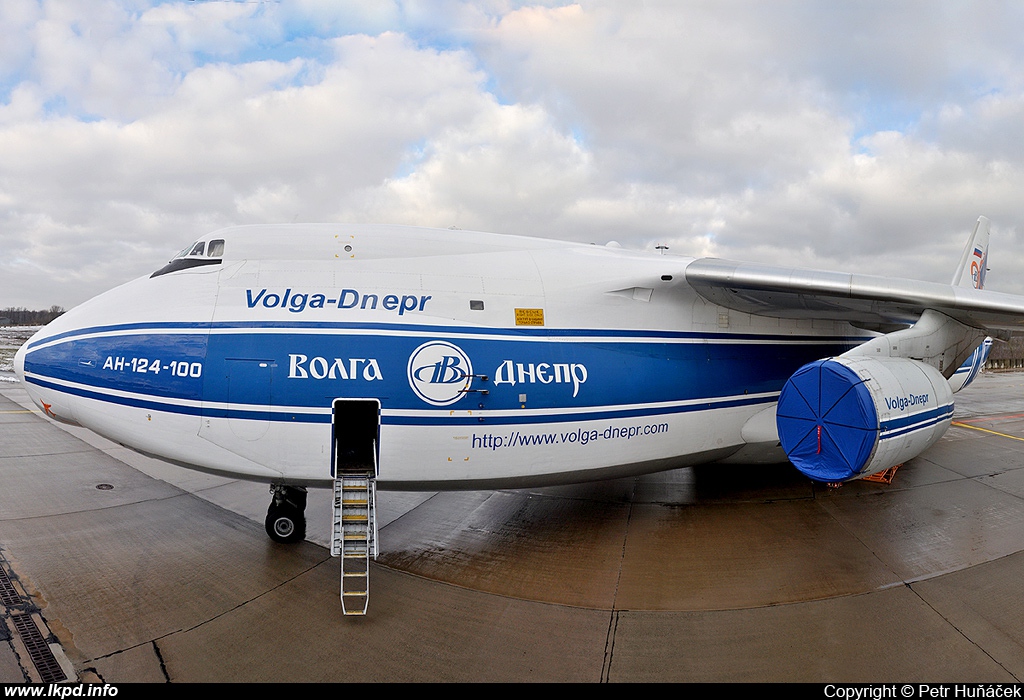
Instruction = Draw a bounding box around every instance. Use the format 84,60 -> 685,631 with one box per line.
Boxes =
407,341 -> 473,406
970,247 -> 987,289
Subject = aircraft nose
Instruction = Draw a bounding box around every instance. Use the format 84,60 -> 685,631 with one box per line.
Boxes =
14,341 -> 26,383
14,325 -> 82,426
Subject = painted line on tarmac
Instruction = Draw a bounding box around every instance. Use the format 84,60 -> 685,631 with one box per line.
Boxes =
951,420 -> 1024,443
954,412 -> 1024,424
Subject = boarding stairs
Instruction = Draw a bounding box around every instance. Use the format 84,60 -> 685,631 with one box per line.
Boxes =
330,398 -> 381,616
331,468 -> 377,616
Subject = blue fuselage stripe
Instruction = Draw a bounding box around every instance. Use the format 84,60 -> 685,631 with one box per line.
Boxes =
24,324 -> 863,422
23,374 -> 779,426
26,321 -> 870,349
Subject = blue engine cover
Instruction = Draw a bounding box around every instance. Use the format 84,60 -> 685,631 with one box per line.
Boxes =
775,359 -> 879,482
776,356 -> 954,482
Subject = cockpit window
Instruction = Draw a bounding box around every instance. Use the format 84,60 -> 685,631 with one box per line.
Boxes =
151,238 -> 225,278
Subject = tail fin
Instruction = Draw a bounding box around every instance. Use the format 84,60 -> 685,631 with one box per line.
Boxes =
952,216 -> 990,289
949,217 -> 992,392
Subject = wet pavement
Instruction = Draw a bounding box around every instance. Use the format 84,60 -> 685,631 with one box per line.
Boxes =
1,372 -> 1024,681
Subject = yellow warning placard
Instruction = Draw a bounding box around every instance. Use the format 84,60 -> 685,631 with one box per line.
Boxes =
514,308 -> 545,326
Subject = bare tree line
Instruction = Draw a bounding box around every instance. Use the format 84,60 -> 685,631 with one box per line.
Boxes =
0,306 -> 66,326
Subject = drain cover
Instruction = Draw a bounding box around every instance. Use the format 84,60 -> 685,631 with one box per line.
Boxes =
10,613 -> 66,683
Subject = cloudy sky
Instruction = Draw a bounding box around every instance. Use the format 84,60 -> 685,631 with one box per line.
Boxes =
4,0 -> 1024,309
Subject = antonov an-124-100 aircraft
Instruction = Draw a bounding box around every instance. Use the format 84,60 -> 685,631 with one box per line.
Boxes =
11,217 -> 1013,612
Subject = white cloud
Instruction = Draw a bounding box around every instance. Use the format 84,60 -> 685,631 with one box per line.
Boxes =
5,1 -> 1024,308
358,100 -> 592,232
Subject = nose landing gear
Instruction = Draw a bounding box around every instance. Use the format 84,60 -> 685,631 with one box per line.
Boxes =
266,484 -> 307,544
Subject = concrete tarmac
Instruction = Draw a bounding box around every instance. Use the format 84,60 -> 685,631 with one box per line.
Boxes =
2,373 -> 1024,682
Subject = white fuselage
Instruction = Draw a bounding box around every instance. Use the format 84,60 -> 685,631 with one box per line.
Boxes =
17,225 -> 869,488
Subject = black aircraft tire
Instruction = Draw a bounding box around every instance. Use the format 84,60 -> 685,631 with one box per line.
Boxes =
265,504 -> 306,544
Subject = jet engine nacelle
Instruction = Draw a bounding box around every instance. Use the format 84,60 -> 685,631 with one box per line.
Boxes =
776,356 -> 954,483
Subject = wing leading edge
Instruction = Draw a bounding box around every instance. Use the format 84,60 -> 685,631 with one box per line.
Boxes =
684,248 -> 1024,334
